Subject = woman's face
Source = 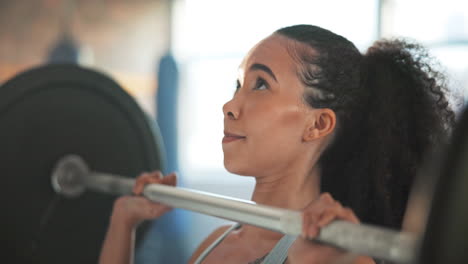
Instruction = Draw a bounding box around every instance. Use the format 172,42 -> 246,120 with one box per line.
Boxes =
222,34 -> 316,177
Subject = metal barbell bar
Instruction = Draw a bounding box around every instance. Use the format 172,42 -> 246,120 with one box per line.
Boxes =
51,155 -> 417,263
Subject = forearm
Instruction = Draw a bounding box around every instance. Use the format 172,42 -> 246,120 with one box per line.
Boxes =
99,215 -> 136,264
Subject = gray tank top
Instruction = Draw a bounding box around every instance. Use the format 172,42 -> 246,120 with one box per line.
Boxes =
194,223 -> 296,264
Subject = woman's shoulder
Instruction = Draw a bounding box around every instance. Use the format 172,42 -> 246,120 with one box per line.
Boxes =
188,224 -> 233,264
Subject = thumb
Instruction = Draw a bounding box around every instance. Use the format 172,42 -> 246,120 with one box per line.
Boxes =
140,198 -> 172,219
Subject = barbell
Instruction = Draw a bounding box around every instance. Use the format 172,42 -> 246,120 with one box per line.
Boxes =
1,64 -> 467,264
51,155 -> 417,263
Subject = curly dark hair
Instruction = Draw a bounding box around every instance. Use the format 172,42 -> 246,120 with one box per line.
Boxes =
275,24 -> 456,228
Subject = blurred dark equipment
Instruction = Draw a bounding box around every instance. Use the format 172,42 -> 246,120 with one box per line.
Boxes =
47,33 -> 80,64
46,0 -> 90,65
0,64 -> 165,264
417,103 -> 468,264
156,52 -> 179,177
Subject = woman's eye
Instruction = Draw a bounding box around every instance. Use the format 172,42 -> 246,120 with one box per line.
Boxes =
234,80 -> 241,93
254,78 -> 268,90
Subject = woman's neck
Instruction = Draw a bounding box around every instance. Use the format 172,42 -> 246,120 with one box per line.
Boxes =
251,165 -> 321,210
237,164 -> 320,241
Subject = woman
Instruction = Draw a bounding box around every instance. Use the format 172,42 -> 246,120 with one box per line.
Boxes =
99,25 -> 455,264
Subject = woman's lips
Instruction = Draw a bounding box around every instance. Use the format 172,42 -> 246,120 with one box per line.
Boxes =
222,132 -> 246,143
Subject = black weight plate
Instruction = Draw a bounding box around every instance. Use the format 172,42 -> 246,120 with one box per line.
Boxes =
0,64 -> 165,264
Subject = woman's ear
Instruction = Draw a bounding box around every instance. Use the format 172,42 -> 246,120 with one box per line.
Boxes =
303,109 -> 336,142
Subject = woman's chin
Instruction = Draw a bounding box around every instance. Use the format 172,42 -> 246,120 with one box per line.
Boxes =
224,162 -> 252,177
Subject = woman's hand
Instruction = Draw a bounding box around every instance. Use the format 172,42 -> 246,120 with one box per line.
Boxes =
100,171 -> 176,264
111,171 -> 177,228
287,193 -> 375,264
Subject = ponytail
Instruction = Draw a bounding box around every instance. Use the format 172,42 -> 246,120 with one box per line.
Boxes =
324,39 -> 455,228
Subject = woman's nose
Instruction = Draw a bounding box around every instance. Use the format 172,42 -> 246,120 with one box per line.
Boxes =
222,99 -> 239,120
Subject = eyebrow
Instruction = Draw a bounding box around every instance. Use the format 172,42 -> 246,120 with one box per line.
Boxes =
249,63 -> 277,82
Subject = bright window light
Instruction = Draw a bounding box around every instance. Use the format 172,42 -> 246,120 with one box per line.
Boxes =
386,0 -> 468,110
386,0 -> 468,45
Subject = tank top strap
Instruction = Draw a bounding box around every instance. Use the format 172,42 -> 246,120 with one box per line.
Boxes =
261,234 -> 297,264
194,223 -> 241,264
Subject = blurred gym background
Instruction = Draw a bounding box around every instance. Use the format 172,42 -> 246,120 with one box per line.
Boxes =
1,0 -> 467,263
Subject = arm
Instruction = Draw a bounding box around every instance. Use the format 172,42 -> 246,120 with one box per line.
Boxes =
99,208 -> 137,264
98,172 -> 177,264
